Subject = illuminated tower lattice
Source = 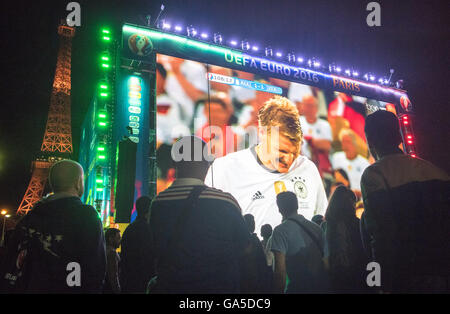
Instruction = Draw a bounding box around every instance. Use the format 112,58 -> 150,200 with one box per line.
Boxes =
17,23 -> 75,215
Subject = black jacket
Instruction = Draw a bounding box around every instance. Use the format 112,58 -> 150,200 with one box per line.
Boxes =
1,196 -> 106,293
120,217 -> 155,293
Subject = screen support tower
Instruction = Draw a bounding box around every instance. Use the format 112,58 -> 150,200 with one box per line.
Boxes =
17,23 -> 75,215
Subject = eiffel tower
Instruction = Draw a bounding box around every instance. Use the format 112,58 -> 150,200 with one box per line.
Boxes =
17,23 -> 75,215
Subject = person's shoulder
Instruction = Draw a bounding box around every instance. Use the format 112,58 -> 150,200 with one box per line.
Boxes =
317,117 -> 331,127
301,216 -> 323,234
406,155 -> 450,181
77,204 -> 102,223
294,156 -> 321,177
332,151 -> 346,160
299,115 -> 307,123
356,154 -> 370,165
273,219 -> 293,234
360,162 -> 385,193
201,186 -> 242,211
361,162 -> 377,179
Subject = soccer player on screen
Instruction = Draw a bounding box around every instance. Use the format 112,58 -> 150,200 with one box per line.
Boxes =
205,96 -> 328,234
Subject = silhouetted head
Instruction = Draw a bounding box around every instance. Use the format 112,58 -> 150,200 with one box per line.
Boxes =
334,168 -> 350,188
260,224 -> 273,240
276,191 -> 298,218
325,185 -> 356,222
365,110 -> 402,159
135,196 -> 151,219
105,228 -> 121,249
243,214 -> 255,234
171,135 -> 212,180
49,160 -> 84,197
312,214 -> 324,226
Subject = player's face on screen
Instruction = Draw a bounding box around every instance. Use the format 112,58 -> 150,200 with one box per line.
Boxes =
264,130 -> 299,173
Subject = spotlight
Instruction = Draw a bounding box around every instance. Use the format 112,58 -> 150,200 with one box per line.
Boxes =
313,61 -> 321,68
230,40 -> 238,46
162,22 -> 171,30
335,67 -> 341,73
364,74 -> 369,80
174,25 -> 183,32
352,71 -> 359,77
276,52 -> 282,57
252,46 -> 259,51
201,33 -> 208,39
297,57 -> 304,63
345,69 -> 351,75
370,75 -> 375,81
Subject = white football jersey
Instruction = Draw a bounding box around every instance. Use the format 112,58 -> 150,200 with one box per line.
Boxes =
331,151 -> 370,190
205,146 -> 328,234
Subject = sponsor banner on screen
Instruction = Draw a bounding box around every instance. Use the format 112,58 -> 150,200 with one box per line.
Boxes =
207,73 -> 282,95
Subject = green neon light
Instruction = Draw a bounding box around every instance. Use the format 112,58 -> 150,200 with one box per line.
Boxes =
96,187 -> 103,192
96,179 -> 103,183
99,122 -> 107,127
98,113 -> 107,118
102,63 -> 110,68
101,56 -> 109,61
122,25 -> 234,56
98,155 -> 106,160
100,84 -> 108,89
102,29 -> 110,34
97,147 -> 105,151
100,92 -> 108,97
102,36 -> 111,41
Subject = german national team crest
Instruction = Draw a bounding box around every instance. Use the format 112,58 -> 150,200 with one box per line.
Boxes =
292,176 -> 308,199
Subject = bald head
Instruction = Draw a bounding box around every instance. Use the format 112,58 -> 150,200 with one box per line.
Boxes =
49,160 -> 84,197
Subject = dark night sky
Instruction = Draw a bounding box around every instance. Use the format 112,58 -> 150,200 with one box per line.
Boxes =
0,0 -> 449,213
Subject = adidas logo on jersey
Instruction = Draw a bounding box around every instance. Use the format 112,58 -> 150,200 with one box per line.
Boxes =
252,191 -> 265,201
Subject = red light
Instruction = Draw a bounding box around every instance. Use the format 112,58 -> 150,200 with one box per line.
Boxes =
407,135 -> 412,139
403,116 -> 408,120
404,121 -> 409,125
411,154 -> 416,158
407,140 -> 413,144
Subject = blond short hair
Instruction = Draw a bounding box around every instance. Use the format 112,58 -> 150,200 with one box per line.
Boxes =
258,96 -> 302,144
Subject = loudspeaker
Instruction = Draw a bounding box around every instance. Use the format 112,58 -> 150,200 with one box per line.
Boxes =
114,138 -> 137,223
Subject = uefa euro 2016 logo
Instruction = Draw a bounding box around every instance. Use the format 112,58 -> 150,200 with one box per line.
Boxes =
128,34 -> 153,56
